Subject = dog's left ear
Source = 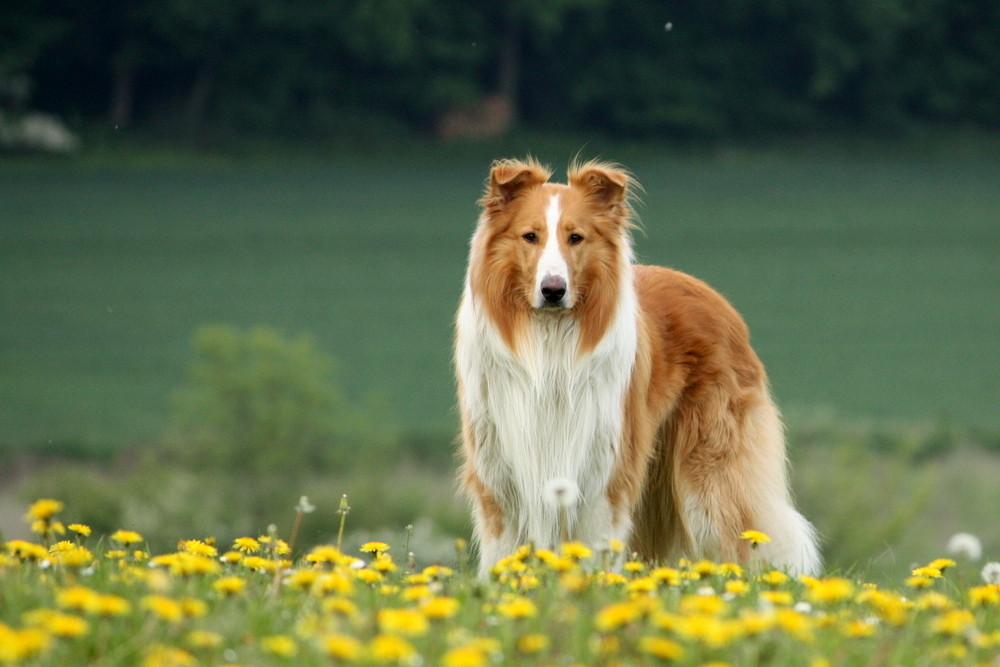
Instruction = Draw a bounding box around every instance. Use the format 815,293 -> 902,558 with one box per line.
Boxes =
569,163 -> 631,208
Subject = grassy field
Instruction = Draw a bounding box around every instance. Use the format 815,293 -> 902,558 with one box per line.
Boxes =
2,148 -> 999,448
1,497 -> 998,666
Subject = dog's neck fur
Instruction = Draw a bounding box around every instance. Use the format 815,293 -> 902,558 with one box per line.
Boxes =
456,262 -> 638,554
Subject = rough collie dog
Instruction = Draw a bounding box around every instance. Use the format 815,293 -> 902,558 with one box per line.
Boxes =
455,158 -> 820,576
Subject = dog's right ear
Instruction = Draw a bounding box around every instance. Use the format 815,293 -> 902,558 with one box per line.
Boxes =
480,158 -> 551,213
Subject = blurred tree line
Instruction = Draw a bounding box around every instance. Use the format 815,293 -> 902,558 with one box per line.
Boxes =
3,0 -> 998,141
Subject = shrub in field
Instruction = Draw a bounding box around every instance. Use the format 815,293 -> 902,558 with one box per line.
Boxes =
2,498 -> 998,666
167,324 -> 394,477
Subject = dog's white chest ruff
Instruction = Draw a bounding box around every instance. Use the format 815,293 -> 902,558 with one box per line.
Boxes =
456,286 -> 637,554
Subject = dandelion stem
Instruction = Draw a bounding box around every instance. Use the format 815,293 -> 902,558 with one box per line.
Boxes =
336,494 -> 350,552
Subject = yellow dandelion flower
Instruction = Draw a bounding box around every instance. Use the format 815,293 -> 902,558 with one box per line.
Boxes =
624,560 -> 646,573
104,549 -> 127,560
517,633 -> 550,654
423,565 -> 454,579
678,615 -> 740,647
377,608 -> 429,636
759,590 -> 794,606
930,609 -> 976,636
26,499 -> 64,521
759,570 -> 789,586
969,584 -> 1000,607
627,577 -> 658,595
560,570 -> 588,593
804,577 -> 855,604
55,545 -> 93,568
213,576 -> 246,596
233,537 -> 260,553
840,619 -> 877,638
719,562 -> 744,578
595,601 -> 641,631
360,541 -> 390,554
368,634 -> 416,662
599,571 -> 628,586
242,556 -> 278,572
775,609 -> 814,642
421,596 -> 460,619
68,523 -> 91,537
651,567 -> 681,586
180,540 -> 217,557
23,609 -> 89,638
323,597 -> 359,618
141,644 -> 195,667
186,630 -> 223,649
180,597 -> 206,618
691,560 -> 720,578
93,594 -> 131,617
928,558 -> 956,572
355,569 -> 383,584
442,645 -> 487,667
740,530 -> 771,546
142,595 -> 184,623
856,589 -> 911,626
912,566 -> 942,579
496,596 -> 537,619
322,633 -> 363,661
111,530 -> 144,545
915,591 -> 953,610
725,580 -> 750,596
57,585 -> 100,612
739,610 -> 776,635
680,593 -> 726,616
261,635 -> 297,657
220,550 -> 243,564
315,572 -> 355,596
608,538 -> 625,554
637,635 -> 684,660
6,540 -> 47,560
561,542 -> 593,560
905,575 -> 935,589
373,553 -> 397,573
286,569 -> 320,591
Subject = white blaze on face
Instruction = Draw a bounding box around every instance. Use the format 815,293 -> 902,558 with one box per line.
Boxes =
534,193 -> 569,308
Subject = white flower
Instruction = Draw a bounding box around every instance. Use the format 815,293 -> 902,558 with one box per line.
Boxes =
946,532 -> 982,561
981,562 -> 1000,585
543,477 -> 580,509
296,496 -> 316,514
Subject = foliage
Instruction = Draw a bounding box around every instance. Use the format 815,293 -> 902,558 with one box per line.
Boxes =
4,0 -> 999,140
166,324 -> 393,478
1,498 -> 998,666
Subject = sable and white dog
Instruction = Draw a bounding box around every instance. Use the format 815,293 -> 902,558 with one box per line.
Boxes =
455,158 -> 820,576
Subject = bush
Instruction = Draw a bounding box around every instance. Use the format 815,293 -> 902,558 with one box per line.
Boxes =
166,324 -> 395,478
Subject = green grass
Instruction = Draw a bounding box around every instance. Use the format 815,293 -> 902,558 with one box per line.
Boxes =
2,149 -> 1000,448
1,496 -> 998,667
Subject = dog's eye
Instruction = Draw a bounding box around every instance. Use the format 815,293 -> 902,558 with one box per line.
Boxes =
522,232 -> 538,243
568,233 -> 584,245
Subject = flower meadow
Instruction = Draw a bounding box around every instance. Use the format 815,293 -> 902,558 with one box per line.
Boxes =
2,499 -> 999,667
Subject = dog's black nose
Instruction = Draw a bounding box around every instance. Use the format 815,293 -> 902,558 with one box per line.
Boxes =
540,275 -> 567,304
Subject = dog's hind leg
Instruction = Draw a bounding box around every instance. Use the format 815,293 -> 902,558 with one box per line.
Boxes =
672,386 -> 820,575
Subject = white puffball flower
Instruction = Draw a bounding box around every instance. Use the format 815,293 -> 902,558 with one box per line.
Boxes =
946,532 -> 983,561
981,562 -> 1000,585
543,477 -> 581,509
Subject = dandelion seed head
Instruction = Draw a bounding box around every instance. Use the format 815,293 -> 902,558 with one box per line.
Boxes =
946,532 -> 982,561
543,477 -> 580,509
981,561 -> 1000,585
